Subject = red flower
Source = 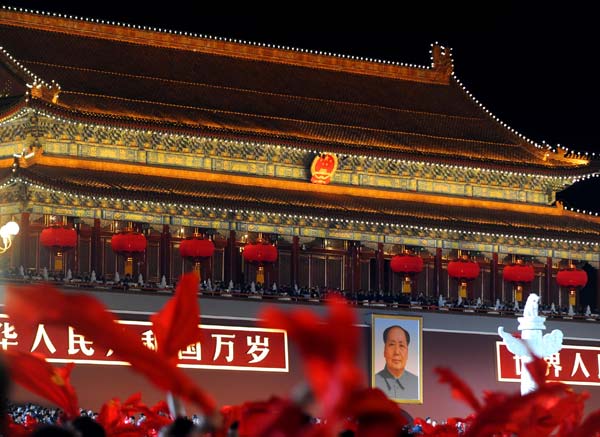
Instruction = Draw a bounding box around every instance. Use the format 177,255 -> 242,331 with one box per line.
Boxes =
150,273 -> 202,360
97,397 -> 138,436
259,296 -> 364,424
434,356 -> 590,437
218,404 -> 243,437
416,417 -> 467,436
571,409 -> 600,437
4,350 -> 79,419
5,283 -> 216,415
435,368 -> 481,412
344,388 -> 408,437
466,383 -> 574,437
97,393 -> 172,436
6,416 -> 38,437
236,397 -> 311,437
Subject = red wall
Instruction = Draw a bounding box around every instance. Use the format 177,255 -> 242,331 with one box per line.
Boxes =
10,327 -> 600,420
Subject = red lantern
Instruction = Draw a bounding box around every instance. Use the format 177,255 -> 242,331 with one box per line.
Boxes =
111,231 -> 147,255
556,268 -> 588,289
243,242 -> 278,286
391,254 -> 423,294
502,262 -> 534,303
447,258 -> 480,299
179,237 -> 215,260
557,267 -> 587,307
40,225 -> 77,272
447,259 -> 480,280
40,226 -> 77,250
503,264 -> 535,283
243,242 -> 278,264
390,254 -> 423,274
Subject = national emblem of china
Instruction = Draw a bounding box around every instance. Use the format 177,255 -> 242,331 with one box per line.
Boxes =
310,153 -> 338,184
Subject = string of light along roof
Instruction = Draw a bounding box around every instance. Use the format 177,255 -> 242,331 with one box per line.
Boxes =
3,6 -> 598,159
0,46 -> 59,90
0,176 -> 597,247
3,106 -> 595,184
1,6 -> 428,68
451,72 -> 593,159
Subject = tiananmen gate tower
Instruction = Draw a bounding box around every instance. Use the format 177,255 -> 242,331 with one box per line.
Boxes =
1,7 -> 600,310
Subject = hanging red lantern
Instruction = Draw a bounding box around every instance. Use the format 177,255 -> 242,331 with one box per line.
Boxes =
179,236 -> 215,281
390,254 -> 423,274
179,237 -> 215,260
503,263 -> 535,283
447,257 -> 480,298
40,225 -> 77,272
556,268 -> 588,289
557,267 -> 588,307
243,242 -> 278,264
390,254 -> 423,294
40,226 -> 77,250
111,229 -> 147,277
243,241 -> 278,285
447,258 -> 480,281
502,261 -> 534,303
111,230 -> 147,255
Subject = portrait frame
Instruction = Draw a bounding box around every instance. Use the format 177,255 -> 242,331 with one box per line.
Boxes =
371,314 -> 423,404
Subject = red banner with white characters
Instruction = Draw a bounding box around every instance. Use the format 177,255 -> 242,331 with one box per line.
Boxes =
496,341 -> 600,386
0,315 -> 288,372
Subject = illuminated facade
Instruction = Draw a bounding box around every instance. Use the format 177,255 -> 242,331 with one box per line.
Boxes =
1,8 -> 599,308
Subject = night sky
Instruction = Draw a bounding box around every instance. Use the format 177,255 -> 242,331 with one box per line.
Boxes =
2,2 -> 598,208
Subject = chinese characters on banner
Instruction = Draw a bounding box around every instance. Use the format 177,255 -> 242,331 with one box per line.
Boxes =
0,316 -> 288,372
496,341 -> 600,386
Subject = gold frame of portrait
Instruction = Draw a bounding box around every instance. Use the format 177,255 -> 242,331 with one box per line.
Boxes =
371,313 -> 423,404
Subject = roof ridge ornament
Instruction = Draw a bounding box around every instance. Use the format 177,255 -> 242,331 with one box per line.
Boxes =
28,80 -> 61,104
431,43 -> 453,76
13,145 -> 41,168
0,8 -> 446,84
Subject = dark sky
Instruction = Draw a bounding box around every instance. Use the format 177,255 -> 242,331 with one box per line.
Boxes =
2,2 -> 598,208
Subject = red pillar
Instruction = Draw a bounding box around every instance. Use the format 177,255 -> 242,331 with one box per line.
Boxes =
91,218 -> 102,275
291,236 -> 299,287
352,243 -> 361,292
225,230 -> 237,285
491,252 -> 498,303
72,219 -> 79,276
207,254 -> 213,282
546,257 -> 553,305
160,224 -> 171,283
18,212 -> 30,269
376,242 -> 384,292
271,241 -> 278,287
433,248 -> 442,296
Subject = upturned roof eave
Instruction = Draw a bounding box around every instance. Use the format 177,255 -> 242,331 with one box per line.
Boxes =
20,98 -> 597,179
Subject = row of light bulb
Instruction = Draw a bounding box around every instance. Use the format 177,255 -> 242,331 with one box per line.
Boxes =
3,106 -> 596,185
4,6 -> 598,160
6,176 -> 599,248
4,8 -> 600,215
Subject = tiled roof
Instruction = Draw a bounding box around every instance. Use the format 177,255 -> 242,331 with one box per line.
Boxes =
9,163 -> 600,242
0,10 -> 588,171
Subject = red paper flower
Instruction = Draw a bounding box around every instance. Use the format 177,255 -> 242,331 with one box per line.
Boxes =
7,415 -> 35,437
97,393 -> 172,436
236,397 -> 311,437
4,350 -> 79,419
571,409 -> 600,437
435,368 -> 481,413
259,296 -> 364,425
150,273 -> 202,360
5,282 -> 216,415
344,388 -> 408,437
432,355 -> 595,437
